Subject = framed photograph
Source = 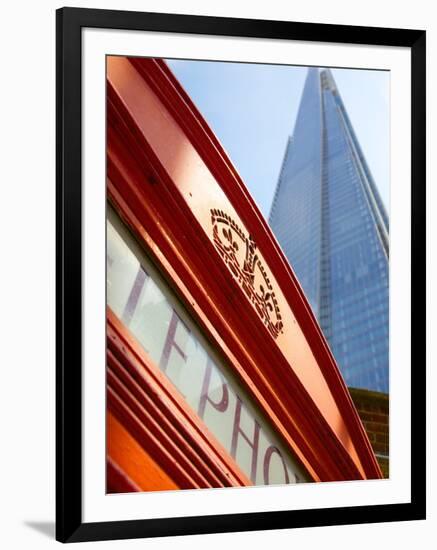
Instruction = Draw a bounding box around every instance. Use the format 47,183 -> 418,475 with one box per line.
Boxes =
56,7 -> 426,543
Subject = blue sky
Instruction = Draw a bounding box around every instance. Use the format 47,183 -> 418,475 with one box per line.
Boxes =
166,59 -> 390,219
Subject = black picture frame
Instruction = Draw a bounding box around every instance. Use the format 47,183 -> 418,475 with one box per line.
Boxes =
56,6 -> 426,543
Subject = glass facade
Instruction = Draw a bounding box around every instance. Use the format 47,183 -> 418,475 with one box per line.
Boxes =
269,68 -> 389,393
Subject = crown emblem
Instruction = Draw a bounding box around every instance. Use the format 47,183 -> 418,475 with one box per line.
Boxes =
210,209 -> 283,339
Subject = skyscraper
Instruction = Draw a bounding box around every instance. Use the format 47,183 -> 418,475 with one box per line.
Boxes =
269,68 -> 389,393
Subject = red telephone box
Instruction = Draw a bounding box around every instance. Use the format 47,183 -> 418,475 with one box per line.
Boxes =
106,56 -> 382,492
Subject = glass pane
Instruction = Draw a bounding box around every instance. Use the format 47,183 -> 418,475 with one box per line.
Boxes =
107,210 -> 309,486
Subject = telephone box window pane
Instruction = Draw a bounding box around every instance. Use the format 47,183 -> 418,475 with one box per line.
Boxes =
107,210 -> 309,486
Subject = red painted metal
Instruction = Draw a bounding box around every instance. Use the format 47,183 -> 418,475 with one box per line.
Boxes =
107,411 -> 180,492
108,309 -> 253,489
107,457 -> 142,494
106,55 -> 382,485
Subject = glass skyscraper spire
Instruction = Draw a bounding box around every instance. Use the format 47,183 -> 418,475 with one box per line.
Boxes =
269,68 -> 389,393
